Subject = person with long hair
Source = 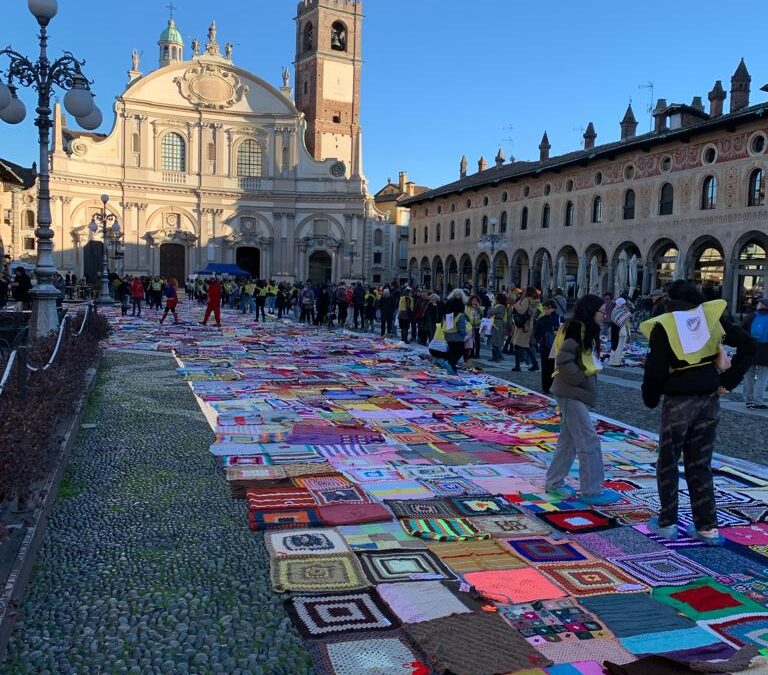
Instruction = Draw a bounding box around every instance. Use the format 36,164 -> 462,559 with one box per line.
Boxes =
442,289 -> 468,375
544,294 -> 621,505
160,277 -> 180,324
488,292 -> 507,362
511,286 -> 540,372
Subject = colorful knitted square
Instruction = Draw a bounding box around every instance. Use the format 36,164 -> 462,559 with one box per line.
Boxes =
401,517 -> 490,541
427,539 -> 528,572
376,581 -> 477,623
464,568 -> 568,604
597,505 -> 657,525
502,538 -> 591,565
286,591 -> 399,638
539,561 -> 648,597
246,487 -> 317,511
469,514 -> 552,537
291,474 -> 351,490
716,574 -> 768,604
248,508 -> 322,531
340,466 -> 404,483
449,494 -> 520,516
307,631 -> 429,675
403,612 -> 554,674
318,503 -> 393,526
362,480 -> 435,500
337,521 -> 429,550
536,509 -> 619,534
652,577 -> 767,620
633,523 -> 705,549
270,554 -> 369,593
610,550 -> 713,587
356,549 -> 456,583
497,597 -> 611,645
265,528 -> 350,556
699,612 -> 768,648
384,498 -> 459,519
721,524 -> 768,545
724,505 -> 768,524
418,476 -> 487,496
310,485 -> 374,506
399,465 -> 458,480
579,592 -> 697,638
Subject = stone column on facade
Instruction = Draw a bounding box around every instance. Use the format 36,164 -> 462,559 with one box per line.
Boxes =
285,213 -> 295,278
225,129 -> 234,178
642,261 -> 654,295
272,212 -> 282,273
59,197 -> 72,271
137,115 -> 149,168
212,124 -> 223,176
149,120 -> 159,171
331,249 -> 338,283
605,262 -> 614,297
137,204 -> 149,273
274,129 -> 284,175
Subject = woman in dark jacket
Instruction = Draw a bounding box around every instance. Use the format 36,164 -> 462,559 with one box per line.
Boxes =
315,286 -> 330,326
742,298 -> 768,409
379,288 -> 394,337
534,299 -> 560,394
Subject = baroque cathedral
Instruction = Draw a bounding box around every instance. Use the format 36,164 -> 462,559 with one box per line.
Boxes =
1,0 -> 399,285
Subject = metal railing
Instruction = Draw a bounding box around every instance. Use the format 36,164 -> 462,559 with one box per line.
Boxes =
0,300 -> 96,398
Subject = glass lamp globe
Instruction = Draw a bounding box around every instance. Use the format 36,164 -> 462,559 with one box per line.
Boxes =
28,0 -> 58,22
63,77 -> 94,118
0,90 -> 26,125
77,103 -> 102,131
111,220 -> 121,235
0,83 -> 11,112
88,219 -> 98,233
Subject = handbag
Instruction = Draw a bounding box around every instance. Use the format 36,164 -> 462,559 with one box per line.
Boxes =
479,317 -> 493,336
428,323 -> 449,352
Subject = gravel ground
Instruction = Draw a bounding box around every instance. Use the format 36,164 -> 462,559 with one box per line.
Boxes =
3,352 -> 310,675
476,354 -> 768,465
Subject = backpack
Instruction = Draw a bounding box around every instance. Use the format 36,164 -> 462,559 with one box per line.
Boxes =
512,307 -> 530,328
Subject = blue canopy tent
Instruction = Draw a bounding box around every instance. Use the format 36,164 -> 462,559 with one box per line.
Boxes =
194,263 -> 250,277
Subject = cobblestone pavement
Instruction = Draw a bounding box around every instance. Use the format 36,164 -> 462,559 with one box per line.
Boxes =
4,352 -> 310,675
474,352 -> 768,466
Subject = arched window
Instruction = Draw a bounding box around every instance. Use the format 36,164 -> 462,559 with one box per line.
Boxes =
592,196 -> 603,223
659,183 -> 674,215
23,210 -> 35,229
330,21 -> 347,52
748,168 -> 764,206
423,226 -> 428,244
450,220 -> 456,240
303,22 -> 313,53
542,203 -> 550,228
464,218 -> 471,237
623,189 -> 635,220
161,132 -> 186,172
500,211 -> 508,233
521,207 -> 528,230
564,201 -> 574,227
481,215 -> 488,235
436,222 -> 441,242
701,175 -> 717,210
237,139 -> 263,177
374,228 -> 383,246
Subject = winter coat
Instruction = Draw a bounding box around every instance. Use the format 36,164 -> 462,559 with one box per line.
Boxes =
743,310 -> 768,366
550,323 -> 598,407
512,297 -> 537,348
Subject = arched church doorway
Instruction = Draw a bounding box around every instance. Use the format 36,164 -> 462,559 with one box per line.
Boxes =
236,246 -> 261,278
160,243 -> 186,281
308,251 -> 332,285
83,240 -> 103,285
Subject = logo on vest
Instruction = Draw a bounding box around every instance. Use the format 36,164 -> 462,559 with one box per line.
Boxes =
686,316 -> 701,332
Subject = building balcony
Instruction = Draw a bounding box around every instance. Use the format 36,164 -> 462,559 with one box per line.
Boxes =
238,177 -> 263,192
162,171 -> 187,185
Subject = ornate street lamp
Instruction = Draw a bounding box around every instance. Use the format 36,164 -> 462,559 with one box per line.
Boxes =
0,0 -> 100,336
88,194 -> 120,305
478,217 -> 505,291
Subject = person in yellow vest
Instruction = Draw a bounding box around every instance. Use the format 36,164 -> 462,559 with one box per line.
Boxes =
545,294 -> 622,506
641,280 -> 755,545
241,279 -> 256,314
398,288 -> 414,343
265,280 -> 278,315
254,280 -> 267,322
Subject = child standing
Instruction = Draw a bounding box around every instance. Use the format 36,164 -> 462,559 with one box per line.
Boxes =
160,277 -> 180,324
544,294 -> 621,505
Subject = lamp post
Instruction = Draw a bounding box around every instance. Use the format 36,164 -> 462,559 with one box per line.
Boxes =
88,194 -> 120,305
0,0 -> 101,337
479,217 -> 505,291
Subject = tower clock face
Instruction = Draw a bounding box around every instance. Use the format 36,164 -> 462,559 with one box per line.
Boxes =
331,161 -> 346,177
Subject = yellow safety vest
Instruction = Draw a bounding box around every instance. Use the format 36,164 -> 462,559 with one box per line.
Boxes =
244,283 -> 256,295
639,299 -> 726,371
552,323 -> 602,377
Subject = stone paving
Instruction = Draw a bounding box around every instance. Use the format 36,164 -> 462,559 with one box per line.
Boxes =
3,352 -> 310,675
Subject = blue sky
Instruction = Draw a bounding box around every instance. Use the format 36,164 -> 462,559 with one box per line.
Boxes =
2,0 -> 767,192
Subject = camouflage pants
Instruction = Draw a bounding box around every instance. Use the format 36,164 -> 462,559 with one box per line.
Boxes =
656,393 -> 720,531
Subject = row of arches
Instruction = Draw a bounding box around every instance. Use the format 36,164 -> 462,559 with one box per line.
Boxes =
408,230 -> 768,314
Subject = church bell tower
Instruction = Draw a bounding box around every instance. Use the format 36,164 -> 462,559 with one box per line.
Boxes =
294,0 -> 363,178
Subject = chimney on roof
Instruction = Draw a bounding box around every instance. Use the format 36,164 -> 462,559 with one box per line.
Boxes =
653,99 -> 668,133
730,58 -> 751,113
583,122 -> 596,150
708,81 -> 726,118
539,131 -> 551,161
478,156 -> 487,173
691,96 -> 705,112
459,154 -> 467,179
620,104 -> 638,140
495,148 -> 505,168
398,171 -> 407,192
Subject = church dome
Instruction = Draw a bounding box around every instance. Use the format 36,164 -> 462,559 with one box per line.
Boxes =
159,19 -> 183,46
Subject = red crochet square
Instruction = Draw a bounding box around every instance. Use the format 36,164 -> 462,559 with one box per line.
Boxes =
670,585 -> 743,613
